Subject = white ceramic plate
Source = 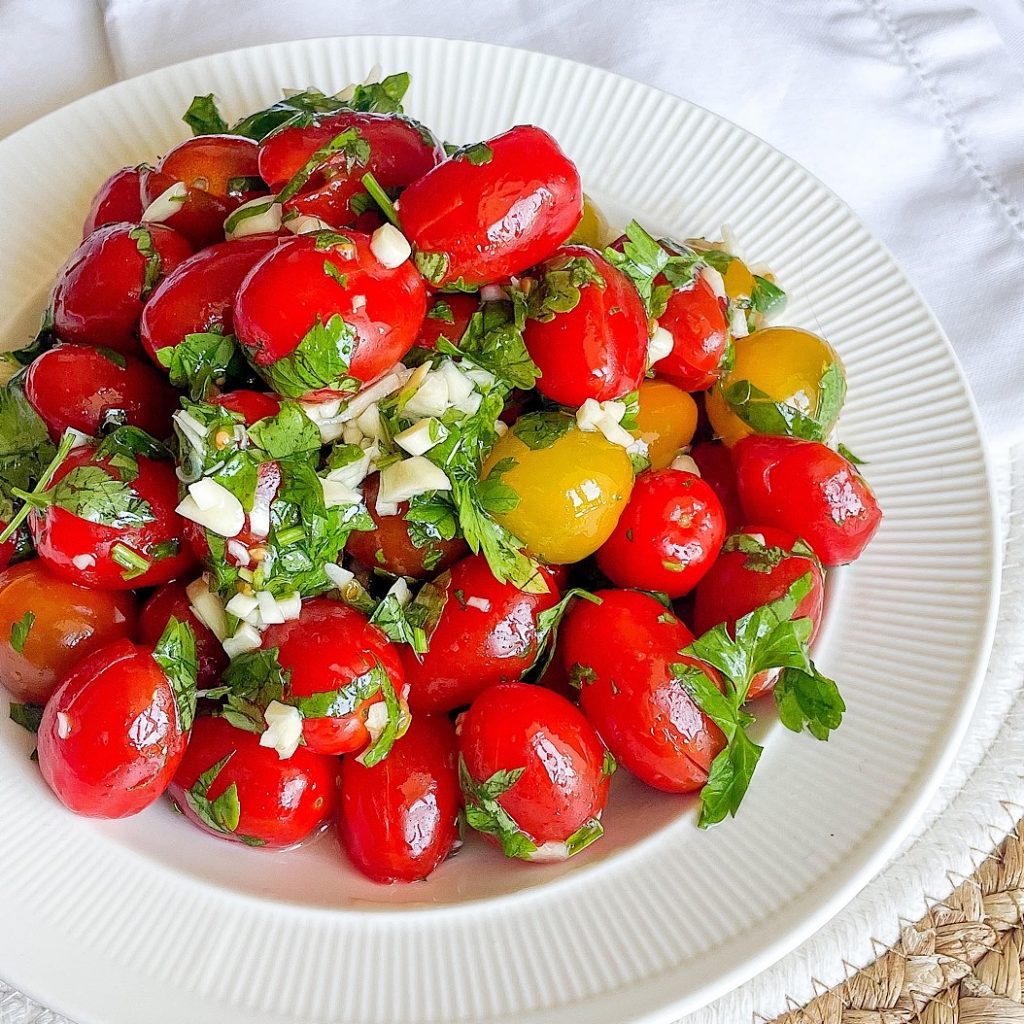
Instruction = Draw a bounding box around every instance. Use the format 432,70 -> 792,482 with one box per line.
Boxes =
0,35 -> 998,1024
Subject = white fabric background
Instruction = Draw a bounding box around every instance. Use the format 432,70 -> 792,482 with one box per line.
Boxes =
0,1 -> 1022,1021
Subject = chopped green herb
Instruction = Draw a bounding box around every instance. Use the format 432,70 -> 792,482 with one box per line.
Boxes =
156,330 -> 247,400
276,128 -> 370,205
458,756 -> 537,859
9,610 -> 34,654
564,818 -> 604,856
837,443 -> 866,466
183,753 -> 242,836
258,314 -> 358,398
510,411 -> 574,451
182,94 -> 229,135
531,589 -> 601,678
360,171 -> 401,228
128,226 -> 163,300
601,750 -> 617,779
112,543 -> 151,581
9,701 -> 43,733
454,141 -> 493,165
152,617 -> 199,732
323,261 -> 348,287
426,299 -> 455,323
527,254 -> 605,322
413,250 -> 450,286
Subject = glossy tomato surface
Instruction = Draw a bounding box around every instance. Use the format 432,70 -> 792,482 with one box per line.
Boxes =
339,713 -> 460,883
400,125 -> 583,288
632,379 -> 698,470
413,293 -> 478,352
159,134 -> 263,199
168,714 -> 339,848
401,555 -> 560,713
560,590 -> 724,793
655,272 -> 729,391
690,441 -> 745,533
210,389 -> 281,424
82,165 -> 145,238
139,581 -> 227,689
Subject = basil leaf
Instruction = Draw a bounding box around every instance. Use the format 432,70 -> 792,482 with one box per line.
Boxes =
347,73 -> 411,114
156,330 -> 248,400
510,411 -> 574,451
276,128 -> 370,205
9,610 -> 34,654
458,755 -> 537,860
182,94 -> 229,136
256,314 -> 358,398
152,617 -> 198,732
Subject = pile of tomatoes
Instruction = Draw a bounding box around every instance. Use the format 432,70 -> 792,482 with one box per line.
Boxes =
0,72 -> 881,883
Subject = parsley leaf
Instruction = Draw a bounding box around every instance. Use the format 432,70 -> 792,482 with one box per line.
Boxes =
458,756 -> 537,859
246,402 -> 321,461
152,617 -> 199,732
527,254 -> 605,323
46,465 -> 154,528
182,94 -> 229,136
256,314 -> 359,398
437,302 -> 539,391
603,221 -> 702,316
9,610 -> 34,654
276,128 -> 370,205
156,330 -> 248,400
0,384 -> 55,521
510,411 -> 574,451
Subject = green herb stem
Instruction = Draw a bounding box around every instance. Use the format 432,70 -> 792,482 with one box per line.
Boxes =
360,171 -> 401,228
0,430 -> 76,544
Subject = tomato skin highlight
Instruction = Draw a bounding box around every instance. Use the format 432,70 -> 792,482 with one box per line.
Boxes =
401,555 -> 560,713
339,713 -> 460,882
37,638 -> 189,818
654,274 -> 729,392
24,344 -> 179,442
459,682 -> 611,849
0,561 -> 137,706
524,246 -> 648,406
560,590 -> 725,793
139,581 -> 227,690
261,597 -> 405,756
400,125 -> 583,288
596,469 -> 726,598
82,166 -> 145,238
51,222 -> 193,356
732,435 -> 882,566
169,714 -> 340,849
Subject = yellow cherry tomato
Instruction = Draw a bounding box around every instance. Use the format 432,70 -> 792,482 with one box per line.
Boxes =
481,412 -> 633,564
632,379 -> 698,470
568,194 -> 611,249
706,326 -> 846,447
723,257 -> 756,301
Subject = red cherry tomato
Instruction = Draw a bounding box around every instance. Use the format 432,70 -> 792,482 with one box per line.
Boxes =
559,590 -> 724,793
401,555 -> 560,713
523,245 -> 648,405
595,469 -> 726,598
168,714 -> 339,848
345,473 -> 468,579
24,344 -> 179,441
400,125 -> 583,289
339,713 -> 460,882
210,389 -> 281,424
458,682 -> 611,858
413,293 -> 478,352
233,233 -> 427,398
536,656 -> 578,703
139,581 -> 228,689
0,561 -> 136,705
37,637 -> 190,817
139,236 -> 280,368
261,597 -> 405,756
690,441 -> 744,533
29,446 -> 195,590
0,527 -> 17,575
50,221 -> 193,356
140,169 -> 233,251
655,273 -> 729,391
258,111 -> 444,228
82,166 -> 145,238
732,435 -> 882,566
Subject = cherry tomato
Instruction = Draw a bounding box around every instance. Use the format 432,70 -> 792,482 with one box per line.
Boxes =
413,293 -> 478,352
0,561 -> 136,705
82,166 -> 145,238
536,656 -> 578,704
140,169 -> 233,251
632,379 -> 698,470
523,246 -> 648,405
258,111 -> 444,228
690,441 -> 744,533
345,473 -> 467,579
139,581 -> 227,689
169,714 -> 339,848
233,233 -> 427,398
654,272 -> 729,391
50,221 -> 193,355
568,194 -> 611,248
261,597 -> 406,756
705,327 -> 846,447
37,637 -> 191,817
595,469 -> 725,598
733,435 -> 881,565
458,682 -> 611,859
139,236 -> 280,368
400,125 -> 583,288
29,445 -> 196,590
401,555 -> 560,713
338,713 -> 460,882
479,412 -> 634,564
210,389 -> 281,424
24,344 -> 179,441
559,590 -> 724,793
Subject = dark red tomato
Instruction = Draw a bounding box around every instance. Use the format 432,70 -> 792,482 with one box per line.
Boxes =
459,683 -> 611,858
159,134 -> 263,200
51,222 -> 193,355
400,125 -> 583,289
691,441 -> 744,533
0,561 -> 136,705
30,447 -> 195,590
234,233 -> 427,398
732,435 -> 882,566
559,590 -> 724,793
401,555 -> 560,713
169,714 -> 339,848
259,111 -> 443,228
413,293 -> 478,352
595,469 -> 726,598
139,581 -> 227,689
655,273 -> 729,391
82,165 -> 145,238
693,525 -> 825,700
536,656 -> 578,704
346,473 -> 467,579
139,236 -> 280,367
523,246 -> 648,405
24,344 -> 179,441
37,637 -> 190,818
140,168 -> 232,251
261,597 -> 405,756
210,389 -> 281,424
0,527 -> 16,575
339,713 -> 460,882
